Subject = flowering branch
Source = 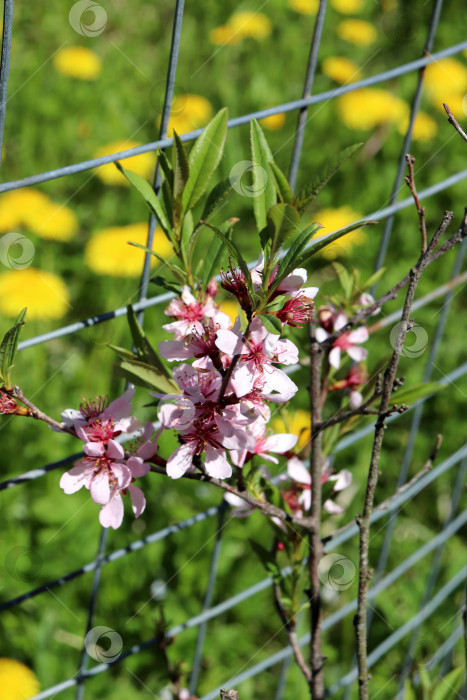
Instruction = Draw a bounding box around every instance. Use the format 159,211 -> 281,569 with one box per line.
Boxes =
10,386 -> 75,434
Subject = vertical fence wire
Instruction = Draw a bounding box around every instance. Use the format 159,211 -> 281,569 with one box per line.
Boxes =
189,500 -> 228,695
288,0 -> 328,191
373,0 -> 445,275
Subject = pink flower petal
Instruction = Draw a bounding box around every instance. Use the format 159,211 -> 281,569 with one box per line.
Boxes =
315,328 -> 329,343
60,468 -> 87,494
111,463 -> 132,489
166,443 -> 194,479
347,346 -> 368,363
205,445 -> 232,479
329,346 -> 341,369
262,366 -> 298,402
230,363 -> 255,398
128,484 -> 146,518
127,455 -> 150,478
99,493 -> 124,529
348,327 -> 369,344
215,329 -> 243,356
287,457 -> 311,485
90,471 -> 111,505
107,439 -> 125,460
324,499 -> 343,515
84,442 -> 105,457
158,339 -> 193,361
330,469 -> 352,491
105,387 -> 135,421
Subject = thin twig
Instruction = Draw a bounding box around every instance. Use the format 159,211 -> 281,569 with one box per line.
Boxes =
405,154 -> 427,253
312,387 -> 382,438
443,103 -> 467,143
273,582 -> 312,682
354,209 -> 454,699
11,386 -> 75,434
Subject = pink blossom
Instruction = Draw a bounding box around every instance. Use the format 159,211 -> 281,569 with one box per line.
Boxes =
285,457 -> 352,516
330,365 -> 368,408
163,286 -> 231,340
316,310 -> 368,369
54,388 -> 138,433
230,419 -> 297,467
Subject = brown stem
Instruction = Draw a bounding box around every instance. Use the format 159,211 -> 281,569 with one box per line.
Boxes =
405,154 -> 427,254
11,386 -> 75,434
273,582 -> 312,682
308,314 -> 325,699
312,387 -> 382,439
443,103 -> 467,143
354,212 -> 453,699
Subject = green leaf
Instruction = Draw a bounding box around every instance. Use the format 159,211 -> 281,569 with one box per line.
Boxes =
115,163 -> 172,236
182,107 -> 228,212
362,266 -> 386,291
295,220 -> 378,267
249,118 -> 277,231
0,308 -> 27,390
391,381 -> 446,406
333,262 -> 354,300
258,314 -> 283,334
263,203 -> 300,254
156,147 -> 174,190
172,130 -> 190,201
180,209 -> 194,263
107,344 -> 139,362
201,221 -> 235,291
269,162 -> 294,205
126,305 -> 172,379
201,220 -> 255,299
150,276 -> 182,295
200,178 -> 234,222
402,680 -> 417,700
269,223 -> 323,296
295,142 -> 363,212
116,359 -> 178,394
127,241 -> 184,278
432,667 -> 465,700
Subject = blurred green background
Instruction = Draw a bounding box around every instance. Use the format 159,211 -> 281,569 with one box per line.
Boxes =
1,0 -> 467,698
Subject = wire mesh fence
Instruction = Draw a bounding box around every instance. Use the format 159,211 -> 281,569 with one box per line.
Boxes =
1,0 -> 467,698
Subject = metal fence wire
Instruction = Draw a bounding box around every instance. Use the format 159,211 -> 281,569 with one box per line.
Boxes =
1,0 -> 467,698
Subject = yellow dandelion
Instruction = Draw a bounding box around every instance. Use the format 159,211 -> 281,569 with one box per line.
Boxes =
53,46 -> 102,81
260,111 -> 286,131
424,58 -> 467,102
0,658 -> 40,700
322,56 -> 361,84
94,141 -> 155,186
313,206 -> 364,259
337,88 -> 408,130
228,11 -> 272,40
219,300 -> 244,326
272,409 -> 311,450
0,268 -> 70,319
443,92 -> 467,119
397,111 -> 438,141
210,25 -> 241,46
289,0 -> 319,15
337,19 -> 377,46
165,94 -> 213,136
0,189 -> 49,233
22,201 -> 78,241
330,0 -> 364,12
85,223 -> 173,277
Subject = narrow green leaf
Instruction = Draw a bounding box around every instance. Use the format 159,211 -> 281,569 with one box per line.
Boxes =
295,220 -> 378,267
362,266 -> 386,291
201,223 -> 234,291
107,344 -> 139,361
126,305 -> 172,379
150,276 -> 182,295
265,203 -> 300,255
332,262 -> 354,300
172,130 -> 190,201
157,147 -> 174,190
127,241 -> 183,277
180,209 -> 194,264
182,107 -> 228,212
391,381 -> 445,405
201,220 -> 255,298
200,178 -> 233,222
269,223 -> 323,295
116,163 -> 171,234
258,314 -> 283,334
295,142 -> 363,212
0,308 -> 27,389
432,667 -> 465,700
116,359 -> 178,394
249,118 -> 277,230
269,161 -> 294,205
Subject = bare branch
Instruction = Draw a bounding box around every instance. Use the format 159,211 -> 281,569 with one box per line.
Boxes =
273,582 -> 312,683
404,154 -> 427,253
11,386 -> 75,434
444,103 -> 467,143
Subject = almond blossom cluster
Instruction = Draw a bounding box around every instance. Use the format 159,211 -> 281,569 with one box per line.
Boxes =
58,389 -> 158,529
156,265 -> 318,481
